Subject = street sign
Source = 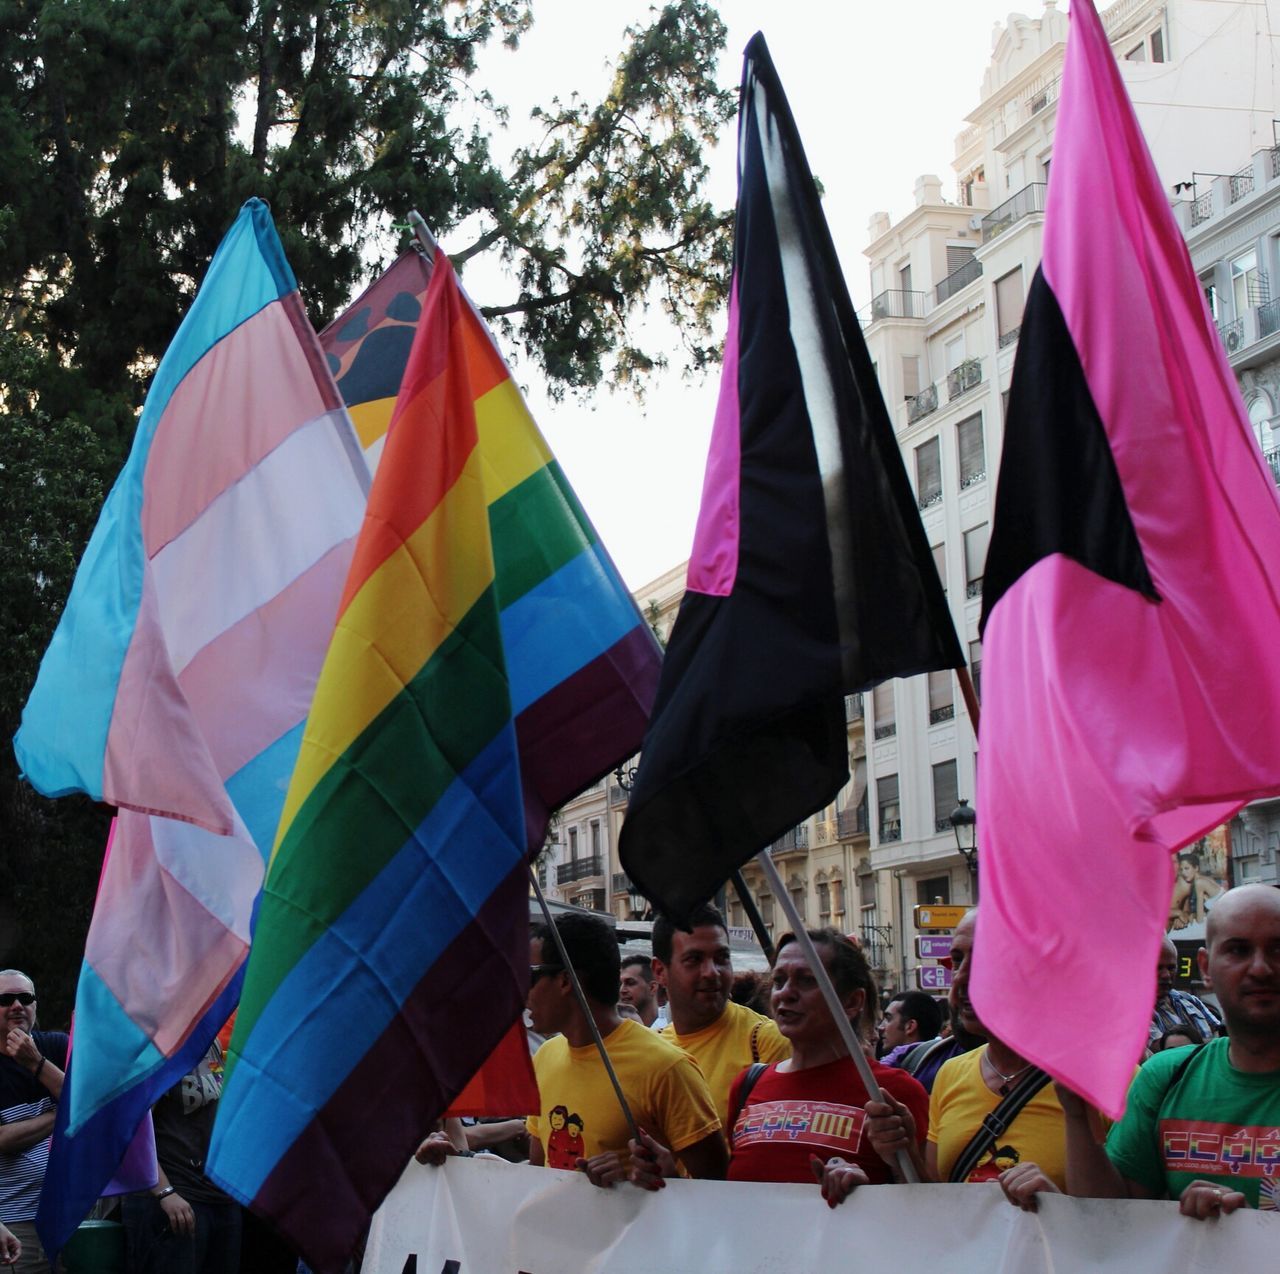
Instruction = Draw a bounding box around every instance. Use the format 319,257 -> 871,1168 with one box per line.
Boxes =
915,935 -> 954,961
913,904 -> 969,931
915,965 -> 954,991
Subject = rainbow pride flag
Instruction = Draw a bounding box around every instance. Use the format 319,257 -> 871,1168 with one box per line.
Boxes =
15,200 -> 368,1255
319,247 -> 663,849
209,248 -> 659,1269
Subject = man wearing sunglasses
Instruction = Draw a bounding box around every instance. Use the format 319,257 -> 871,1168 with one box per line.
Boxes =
525,913 -> 727,1187
0,971 -> 68,1273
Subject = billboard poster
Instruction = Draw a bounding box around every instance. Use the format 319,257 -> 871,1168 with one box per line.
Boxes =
1165,823 -> 1231,995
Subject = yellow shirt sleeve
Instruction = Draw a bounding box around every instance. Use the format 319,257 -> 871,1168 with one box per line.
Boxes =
649,1053 -> 722,1153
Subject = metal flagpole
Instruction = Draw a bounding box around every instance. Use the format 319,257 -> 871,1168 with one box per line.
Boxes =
957,664 -> 981,733
731,869 -> 776,964
529,867 -> 641,1144
407,209 -> 438,257
754,850 -> 920,1184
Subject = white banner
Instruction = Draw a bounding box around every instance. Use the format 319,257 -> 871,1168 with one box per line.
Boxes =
365,1157 -> 1279,1274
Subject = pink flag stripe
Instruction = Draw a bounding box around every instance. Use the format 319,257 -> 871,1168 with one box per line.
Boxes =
87,811 -> 252,1055
687,282 -> 742,597
177,541 -> 356,782
141,294 -> 340,558
103,569 -> 237,834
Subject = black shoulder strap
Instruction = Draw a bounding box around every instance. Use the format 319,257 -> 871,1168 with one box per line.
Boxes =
1154,1043 -> 1205,1120
948,1065 -> 1053,1184
728,1062 -> 769,1136
901,1037 -> 948,1077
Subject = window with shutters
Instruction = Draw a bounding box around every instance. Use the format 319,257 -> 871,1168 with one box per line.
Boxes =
932,760 -> 959,833
928,671 -> 954,725
903,354 -> 921,402
964,524 -> 989,598
969,639 -> 983,699
915,436 -> 942,509
932,543 -> 946,594
996,268 -> 1025,347
946,245 -> 976,275
873,682 -> 896,740
957,414 -> 985,489
878,774 -> 901,843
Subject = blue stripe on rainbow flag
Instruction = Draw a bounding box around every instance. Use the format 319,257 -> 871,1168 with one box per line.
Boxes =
501,543 -> 646,715
207,725 -> 523,1200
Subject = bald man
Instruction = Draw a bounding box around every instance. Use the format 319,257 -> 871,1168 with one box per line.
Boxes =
1149,934 -> 1220,1047
1061,885 -> 1280,1218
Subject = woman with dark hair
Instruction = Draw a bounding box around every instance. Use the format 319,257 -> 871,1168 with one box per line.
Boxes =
630,928 -> 929,1206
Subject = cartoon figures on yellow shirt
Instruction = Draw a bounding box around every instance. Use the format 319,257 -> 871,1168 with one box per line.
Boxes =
969,1144 -> 1020,1183
546,1105 -> 587,1169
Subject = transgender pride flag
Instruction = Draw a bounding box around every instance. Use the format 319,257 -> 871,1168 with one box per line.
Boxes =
15,200 -> 368,1253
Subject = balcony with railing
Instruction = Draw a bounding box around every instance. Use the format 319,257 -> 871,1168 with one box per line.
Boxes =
1218,317 -> 1245,355
870,289 -> 927,321
966,577 -> 983,600
845,693 -> 865,722
879,819 -> 902,844
998,325 -> 1021,349
572,888 -> 607,912
1260,297 -> 1280,341
557,855 -> 604,885
612,871 -> 633,895
1229,161 -> 1255,205
981,183 -> 1047,243
859,916 -> 893,973
771,825 -> 810,857
1265,447 -> 1280,486
936,255 -> 983,304
814,818 -> 837,847
838,806 -> 870,840
946,358 -> 983,402
929,704 -> 955,725
873,721 -> 897,740
1189,191 -> 1213,227
907,383 -> 939,424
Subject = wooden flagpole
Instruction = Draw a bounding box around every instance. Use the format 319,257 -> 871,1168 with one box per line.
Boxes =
529,868 -> 641,1144
957,664 -> 981,733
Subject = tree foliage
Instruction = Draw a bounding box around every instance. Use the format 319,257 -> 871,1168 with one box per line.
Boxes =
0,0 -> 734,1016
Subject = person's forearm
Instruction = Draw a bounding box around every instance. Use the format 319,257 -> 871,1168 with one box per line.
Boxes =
465,1120 -> 528,1150
0,1111 -> 55,1154
1063,1114 -> 1133,1199
34,1057 -> 64,1101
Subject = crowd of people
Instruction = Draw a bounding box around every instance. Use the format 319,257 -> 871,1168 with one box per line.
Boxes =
0,884 -> 1274,1272
421,883 -> 1280,1230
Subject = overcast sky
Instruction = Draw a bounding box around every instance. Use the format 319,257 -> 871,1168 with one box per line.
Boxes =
462,2 -> 1052,589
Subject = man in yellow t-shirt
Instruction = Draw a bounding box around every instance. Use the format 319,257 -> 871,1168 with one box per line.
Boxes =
652,904 -> 790,1125
928,1046 -> 1068,1189
525,912 -> 726,1185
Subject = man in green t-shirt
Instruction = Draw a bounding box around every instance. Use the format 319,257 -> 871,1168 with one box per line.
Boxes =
1059,884 -> 1280,1217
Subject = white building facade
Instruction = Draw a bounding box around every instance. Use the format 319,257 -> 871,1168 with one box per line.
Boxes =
861,0 -> 1280,995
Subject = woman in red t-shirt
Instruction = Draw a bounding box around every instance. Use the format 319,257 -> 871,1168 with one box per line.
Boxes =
631,928 -> 929,1206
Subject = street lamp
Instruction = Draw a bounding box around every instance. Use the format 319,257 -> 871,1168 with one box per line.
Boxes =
627,880 -> 651,921
950,799 -> 978,898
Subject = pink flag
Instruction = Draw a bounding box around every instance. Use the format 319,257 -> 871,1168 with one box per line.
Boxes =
973,0 -> 1280,1117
